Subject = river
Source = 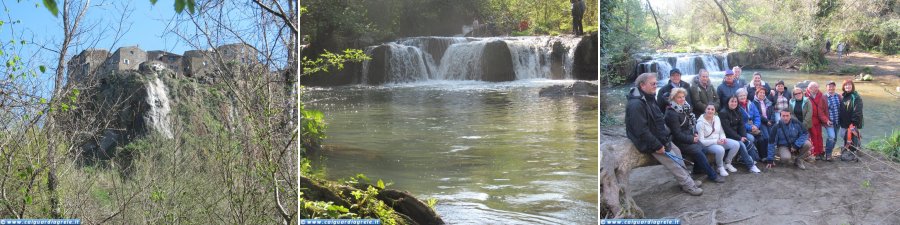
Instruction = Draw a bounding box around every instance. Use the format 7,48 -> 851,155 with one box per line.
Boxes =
305,79 -> 598,224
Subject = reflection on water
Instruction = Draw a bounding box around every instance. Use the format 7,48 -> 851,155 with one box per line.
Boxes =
304,80 -> 598,224
606,70 -> 900,143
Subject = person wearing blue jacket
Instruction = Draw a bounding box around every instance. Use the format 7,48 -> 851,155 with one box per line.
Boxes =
717,69 -> 742,110
736,88 -> 768,162
768,110 -> 812,170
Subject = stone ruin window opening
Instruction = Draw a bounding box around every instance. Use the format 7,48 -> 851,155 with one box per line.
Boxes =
125,59 -> 130,65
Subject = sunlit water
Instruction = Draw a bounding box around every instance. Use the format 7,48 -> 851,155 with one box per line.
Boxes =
605,70 -> 900,144
305,79 -> 598,224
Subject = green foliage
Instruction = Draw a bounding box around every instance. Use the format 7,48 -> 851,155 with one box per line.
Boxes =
301,49 -> 370,77
426,198 -> 438,210
866,129 -> 900,162
845,19 -> 900,55
600,0 -> 652,86
42,0 -> 58,17
793,38 -> 829,72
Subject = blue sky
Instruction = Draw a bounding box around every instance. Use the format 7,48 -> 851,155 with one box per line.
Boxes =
7,1 -> 191,57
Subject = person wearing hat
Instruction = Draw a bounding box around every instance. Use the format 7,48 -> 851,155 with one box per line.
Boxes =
657,68 -> 692,111
823,81 -> 842,161
717,69 -> 742,110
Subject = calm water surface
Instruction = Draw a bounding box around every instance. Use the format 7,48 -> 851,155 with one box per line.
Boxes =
305,80 -> 598,224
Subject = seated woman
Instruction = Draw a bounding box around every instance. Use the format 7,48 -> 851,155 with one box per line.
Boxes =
718,96 -> 762,173
696,104 -> 737,177
736,88 -> 769,162
665,88 -> 724,183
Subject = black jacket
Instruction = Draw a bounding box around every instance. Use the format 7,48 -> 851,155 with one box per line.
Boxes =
839,91 -> 864,129
626,87 -> 670,154
719,107 -> 746,140
656,80 -> 692,112
665,104 -> 697,146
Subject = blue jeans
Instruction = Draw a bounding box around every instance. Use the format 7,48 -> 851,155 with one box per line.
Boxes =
744,134 -> 760,162
825,126 -> 836,157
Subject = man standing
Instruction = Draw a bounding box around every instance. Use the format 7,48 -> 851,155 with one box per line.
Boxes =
824,81 -> 841,161
657,69 -> 691,111
717,69 -> 741,110
626,73 -> 703,196
806,82 -> 831,160
825,40 -> 832,54
571,0 -> 585,35
837,42 -> 845,60
768,110 -> 812,170
732,66 -> 747,87
690,69 -> 718,118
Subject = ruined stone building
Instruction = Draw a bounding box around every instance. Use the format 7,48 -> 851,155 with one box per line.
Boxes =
147,50 -> 183,76
102,46 -> 147,74
67,43 -> 259,84
182,49 -> 213,78
66,49 -> 109,84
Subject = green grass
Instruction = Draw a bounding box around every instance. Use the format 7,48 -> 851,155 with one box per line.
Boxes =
838,65 -> 873,75
866,129 -> 900,162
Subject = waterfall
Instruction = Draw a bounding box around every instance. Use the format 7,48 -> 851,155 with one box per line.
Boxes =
505,38 -> 551,80
361,36 -> 580,83
722,53 -> 730,70
700,55 -> 721,72
360,46 -> 377,85
637,53 -> 729,82
436,40 -> 488,80
145,75 -> 173,139
675,56 -> 697,75
653,59 -> 673,81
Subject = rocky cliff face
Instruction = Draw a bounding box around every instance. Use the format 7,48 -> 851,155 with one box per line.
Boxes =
72,62 -> 179,159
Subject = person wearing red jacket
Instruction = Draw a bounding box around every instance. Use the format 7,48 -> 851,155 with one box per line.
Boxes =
805,82 -> 831,159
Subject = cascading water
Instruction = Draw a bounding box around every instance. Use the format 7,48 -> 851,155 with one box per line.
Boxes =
436,40 -> 488,80
636,53 -> 728,82
675,56 -> 697,75
145,75 -> 173,139
361,36 -> 580,84
505,38 -> 551,80
700,55 -> 720,71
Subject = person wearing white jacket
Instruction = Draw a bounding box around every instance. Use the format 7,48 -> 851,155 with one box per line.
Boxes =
696,104 -> 743,177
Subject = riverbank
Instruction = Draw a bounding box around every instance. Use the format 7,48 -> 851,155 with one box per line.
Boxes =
824,52 -> 900,77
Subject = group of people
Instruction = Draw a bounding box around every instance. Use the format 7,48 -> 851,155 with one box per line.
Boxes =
625,67 -> 865,196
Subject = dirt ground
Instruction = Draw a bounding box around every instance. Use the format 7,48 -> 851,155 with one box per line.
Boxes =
628,149 -> 900,225
825,51 -> 900,76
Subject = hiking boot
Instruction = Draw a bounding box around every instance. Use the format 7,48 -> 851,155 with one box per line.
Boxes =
710,176 -> 726,183
795,158 -> 807,170
681,185 -> 703,196
815,155 -> 824,161
725,164 -> 738,173
749,165 -> 762,173
718,167 -> 729,177
694,180 -> 703,188
825,155 -> 833,161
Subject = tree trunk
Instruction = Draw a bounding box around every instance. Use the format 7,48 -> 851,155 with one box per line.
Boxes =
713,0 -> 731,48
599,131 -> 659,218
48,0 -> 90,218
646,0 -> 665,45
